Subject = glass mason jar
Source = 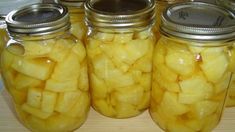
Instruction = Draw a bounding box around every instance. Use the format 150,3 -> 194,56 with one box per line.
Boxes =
150,2 -> 235,132
85,0 -> 155,118
153,0 -> 193,40
2,4 -> 90,132
56,0 -> 87,42
216,0 -> 235,107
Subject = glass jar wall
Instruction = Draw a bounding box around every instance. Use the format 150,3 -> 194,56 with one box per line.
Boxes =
150,2 -> 235,132
1,4 -> 90,132
85,0 -> 155,118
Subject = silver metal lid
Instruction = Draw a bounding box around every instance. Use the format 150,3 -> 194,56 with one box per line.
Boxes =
216,0 -> 235,12
56,0 -> 85,8
161,2 -> 235,41
6,3 -> 70,36
85,0 -> 155,32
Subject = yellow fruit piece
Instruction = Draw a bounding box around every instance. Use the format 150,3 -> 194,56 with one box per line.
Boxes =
15,104 -> 29,122
115,103 -> 140,118
200,47 -> 229,83
129,70 -> 142,83
179,75 -> 214,103
64,92 -> 90,118
93,32 -> 114,42
45,78 -> 78,92
137,91 -> 150,110
27,88 -> 42,108
201,114 -> 219,132
90,73 -> 108,99
77,62 -> 89,91
160,91 -> 189,115
86,38 -> 102,58
71,42 -> 86,62
1,49 -> 16,70
156,64 -> 178,82
46,114 -> 80,132
167,121 -> 194,132
22,103 -> 52,119
186,119 -> 203,131
71,22 -> 86,40
214,72 -> 231,94
131,52 -> 153,73
165,47 -> 195,76
151,83 -> 164,104
51,51 -> 80,81
134,29 -> 151,39
14,73 -> 42,90
228,47 -> 235,72
113,85 -> 144,105
8,87 -> 27,105
93,99 -> 116,117
26,116 -> 47,132
11,57 -> 54,80
113,33 -> 133,43
55,91 -> 81,113
139,73 -> 151,91
23,40 -> 55,57
41,91 -> 57,113
192,100 -> 219,119
153,40 -> 166,64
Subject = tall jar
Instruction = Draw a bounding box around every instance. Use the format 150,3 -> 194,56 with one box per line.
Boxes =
150,2 -> 235,132
153,0 -> 192,40
85,0 -> 155,118
56,0 -> 87,42
216,0 -> 235,107
2,4 -> 90,132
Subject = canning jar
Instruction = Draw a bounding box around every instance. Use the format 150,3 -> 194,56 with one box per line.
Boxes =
216,0 -> 235,107
85,0 -> 155,118
56,0 -> 87,42
153,0 -> 192,40
2,4 -> 90,132
150,2 -> 235,132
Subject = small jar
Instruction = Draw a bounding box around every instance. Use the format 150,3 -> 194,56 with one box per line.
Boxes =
150,2 -> 235,132
56,0 -> 87,42
216,0 -> 235,107
85,0 -> 155,118
153,0 -> 192,40
2,4 -> 90,132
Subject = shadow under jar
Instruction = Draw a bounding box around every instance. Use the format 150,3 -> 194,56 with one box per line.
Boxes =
1,3 -> 90,132
150,2 -> 235,132
216,0 -> 235,107
85,0 -> 156,118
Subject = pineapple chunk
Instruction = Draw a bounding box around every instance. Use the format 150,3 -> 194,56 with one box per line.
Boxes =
113,33 -> 133,43
156,64 -> 178,82
90,73 -> 108,99
50,51 -> 80,81
77,62 -> 89,91
93,99 -> 116,117
200,48 -> 229,83
160,91 -> 189,115
11,57 -> 54,80
8,87 -> 27,105
46,114 -> 79,132
41,91 -> 57,113
71,22 -> 86,40
55,91 -> 81,113
214,72 -> 231,94
151,82 -> 164,104
26,116 -> 47,132
192,100 -> 219,119
201,114 -> 219,132
93,32 -> 114,42
1,49 -> 16,70
137,91 -> 150,110
71,41 -> 86,62
186,119 -> 203,131
131,52 -> 153,73
64,92 -> 90,118
179,75 -> 214,103
167,121 -> 194,132
139,73 -> 151,91
113,85 -> 144,105
14,73 -> 42,90
115,103 -> 140,118
134,29 -> 151,39
153,40 -> 166,64
45,78 -> 78,92
86,38 -> 102,58
47,39 -> 72,62
22,103 -> 52,119
27,87 -> 42,108
23,40 -> 55,57
228,47 -> 235,72
165,47 -> 195,76
15,104 -> 29,122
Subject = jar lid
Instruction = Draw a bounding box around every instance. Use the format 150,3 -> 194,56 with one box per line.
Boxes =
161,2 -> 235,41
0,0 -> 42,16
56,0 -> 85,8
85,0 -> 155,32
6,3 -> 70,36
216,0 -> 235,12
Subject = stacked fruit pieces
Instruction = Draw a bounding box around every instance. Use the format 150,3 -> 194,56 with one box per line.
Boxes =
1,37 -> 90,132
87,30 -> 155,118
69,7 -> 87,42
150,37 -> 232,132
